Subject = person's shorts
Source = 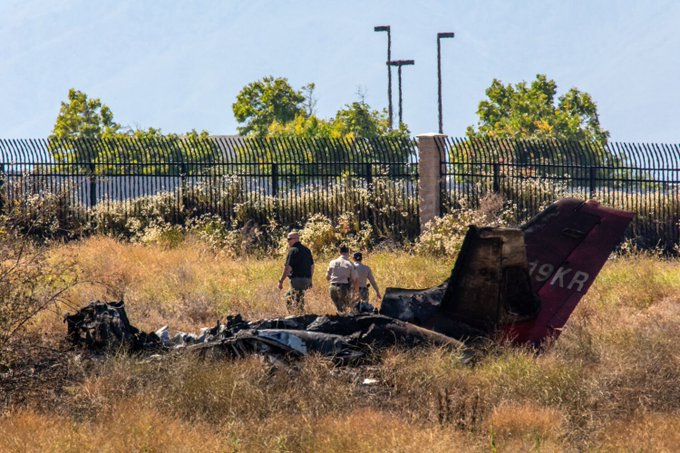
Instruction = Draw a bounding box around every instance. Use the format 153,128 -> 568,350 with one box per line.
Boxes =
290,277 -> 312,291
358,287 -> 369,301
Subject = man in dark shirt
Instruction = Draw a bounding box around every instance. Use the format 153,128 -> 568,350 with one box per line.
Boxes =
277,231 -> 314,314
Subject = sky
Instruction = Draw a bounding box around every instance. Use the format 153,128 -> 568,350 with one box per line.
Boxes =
1,0 -> 679,143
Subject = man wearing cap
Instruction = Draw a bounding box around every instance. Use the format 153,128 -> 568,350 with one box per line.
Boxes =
352,251 -> 381,306
278,231 -> 314,314
326,243 -> 358,313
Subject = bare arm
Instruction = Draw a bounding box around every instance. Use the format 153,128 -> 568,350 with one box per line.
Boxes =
278,265 -> 292,290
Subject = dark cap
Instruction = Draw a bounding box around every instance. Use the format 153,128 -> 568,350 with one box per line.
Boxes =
353,252 -> 363,261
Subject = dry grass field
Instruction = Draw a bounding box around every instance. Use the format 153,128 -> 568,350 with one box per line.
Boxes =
2,236 -> 680,452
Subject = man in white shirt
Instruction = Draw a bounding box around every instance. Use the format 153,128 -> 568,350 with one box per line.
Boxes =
326,244 -> 358,313
352,252 -> 381,306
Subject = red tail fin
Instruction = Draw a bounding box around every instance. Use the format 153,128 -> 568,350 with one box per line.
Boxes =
504,199 -> 633,344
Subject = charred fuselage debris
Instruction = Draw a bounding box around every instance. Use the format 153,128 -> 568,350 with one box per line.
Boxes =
64,300 -> 161,352
65,301 -> 464,363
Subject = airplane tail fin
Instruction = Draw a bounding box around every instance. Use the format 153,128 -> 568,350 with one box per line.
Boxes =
504,199 -> 633,344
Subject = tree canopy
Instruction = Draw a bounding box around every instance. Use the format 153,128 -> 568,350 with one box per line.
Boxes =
232,76 -> 306,137
232,76 -> 409,140
467,74 -> 609,145
231,77 -> 413,168
267,101 -> 408,140
50,88 -> 121,141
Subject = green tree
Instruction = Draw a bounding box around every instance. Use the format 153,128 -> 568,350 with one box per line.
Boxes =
452,75 -> 625,209
49,88 -> 217,175
50,88 -> 121,141
267,101 -> 403,140
91,128 -> 217,175
330,101 -> 399,139
467,74 -> 609,144
258,101 -> 411,164
232,76 -> 306,137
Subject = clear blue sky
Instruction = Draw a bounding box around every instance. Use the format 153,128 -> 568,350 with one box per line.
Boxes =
2,0 -> 679,142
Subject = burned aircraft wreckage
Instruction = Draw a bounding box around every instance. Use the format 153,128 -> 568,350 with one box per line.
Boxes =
66,199 -> 633,362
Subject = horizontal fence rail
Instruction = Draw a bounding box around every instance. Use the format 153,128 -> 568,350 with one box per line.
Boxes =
441,137 -> 680,249
0,137 -> 420,239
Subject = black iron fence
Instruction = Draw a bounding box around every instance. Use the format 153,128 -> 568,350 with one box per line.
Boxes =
0,137 -> 420,238
1,136 -> 679,249
441,138 -> 680,249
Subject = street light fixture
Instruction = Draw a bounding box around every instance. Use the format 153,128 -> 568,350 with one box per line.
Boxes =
437,32 -> 455,134
374,25 -> 393,130
387,59 -> 415,127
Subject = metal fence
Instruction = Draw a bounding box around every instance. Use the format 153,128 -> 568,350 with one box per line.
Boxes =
441,138 -> 680,248
1,137 -> 679,248
0,137 -> 420,238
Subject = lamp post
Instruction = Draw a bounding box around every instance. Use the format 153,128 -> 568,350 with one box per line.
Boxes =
374,25 -> 393,129
437,32 -> 455,134
387,59 -> 415,127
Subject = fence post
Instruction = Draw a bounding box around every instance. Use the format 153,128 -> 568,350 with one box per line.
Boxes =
417,133 -> 447,232
589,166 -> 597,198
89,162 -> 97,207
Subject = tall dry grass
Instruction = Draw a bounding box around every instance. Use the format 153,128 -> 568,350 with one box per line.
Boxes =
2,237 -> 680,452
46,236 -> 451,332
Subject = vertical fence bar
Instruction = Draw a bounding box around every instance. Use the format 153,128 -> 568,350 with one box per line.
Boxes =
271,162 -> 279,197
365,162 -> 373,190
89,161 -> 97,208
492,162 -> 500,193
0,163 -> 4,215
589,166 -> 597,198
272,162 -> 279,223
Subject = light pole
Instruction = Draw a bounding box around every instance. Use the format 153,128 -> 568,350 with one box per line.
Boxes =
374,25 -> 393,130
387,59 -> 415,127
437,32 -> 455,134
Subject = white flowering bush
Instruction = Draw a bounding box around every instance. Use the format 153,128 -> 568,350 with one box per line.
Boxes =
296,214 -> 338,256
136,221 -> 185,248
275,211 -> 377,257
336,212 -> 375,252
415,194 -> 516,257
93,191 -> 180,239
4,182 -> 89,241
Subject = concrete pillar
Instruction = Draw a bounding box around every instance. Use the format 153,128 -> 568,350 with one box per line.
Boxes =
417,133 -> 447,232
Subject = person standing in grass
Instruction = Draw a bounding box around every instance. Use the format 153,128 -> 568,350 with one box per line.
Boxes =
326,243 -> 358,313
352,251 -> 381,306
278,231 -> 314,314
